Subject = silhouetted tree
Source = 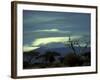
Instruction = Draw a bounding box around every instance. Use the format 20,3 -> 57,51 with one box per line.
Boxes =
63,35 -> 90,54
63,35 -> 90,66
23,51 -> 40,63
38,51 -> 60,64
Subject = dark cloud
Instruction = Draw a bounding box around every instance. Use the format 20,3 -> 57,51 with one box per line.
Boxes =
23,10 -> 90,48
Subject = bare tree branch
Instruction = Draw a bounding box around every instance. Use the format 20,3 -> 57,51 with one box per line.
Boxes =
63,35 -> 90,54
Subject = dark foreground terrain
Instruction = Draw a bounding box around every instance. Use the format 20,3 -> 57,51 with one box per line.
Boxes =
23,47 -> 91,69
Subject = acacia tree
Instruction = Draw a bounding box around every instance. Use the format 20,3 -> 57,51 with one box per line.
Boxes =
24,51 -> 40,63
63,35 -> 90,55
62,35 -> 90,66
37,51 -> 60,64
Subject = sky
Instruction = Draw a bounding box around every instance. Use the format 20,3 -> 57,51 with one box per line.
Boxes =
23,10 -> 90,52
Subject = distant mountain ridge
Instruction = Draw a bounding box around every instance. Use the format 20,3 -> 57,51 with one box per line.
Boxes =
24,46 -> 90,56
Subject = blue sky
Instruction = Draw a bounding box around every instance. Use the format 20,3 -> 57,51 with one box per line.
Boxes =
23,10 -> 90,52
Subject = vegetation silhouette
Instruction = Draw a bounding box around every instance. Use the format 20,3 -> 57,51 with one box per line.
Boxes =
23,35 -> 91,69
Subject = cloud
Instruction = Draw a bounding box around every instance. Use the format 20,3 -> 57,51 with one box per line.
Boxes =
34,29 -> 71,33
23,29 -> 57,37
23,45 -> 39,52
24,16 -> 57,24
23,35 -> 87,52
34,29 -> 59,32
32,36 -> 82,46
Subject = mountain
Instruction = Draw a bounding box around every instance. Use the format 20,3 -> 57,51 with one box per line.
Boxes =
32,46 -> 90,56
23,46 -> 90,64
